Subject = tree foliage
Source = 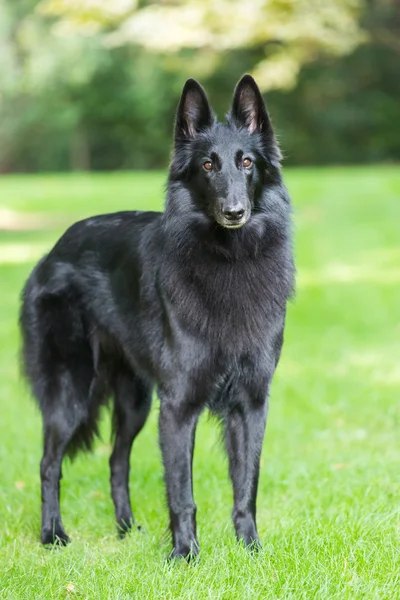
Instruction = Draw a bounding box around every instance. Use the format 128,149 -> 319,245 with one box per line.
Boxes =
0,0 -> 398,171
40,0 -> 365,90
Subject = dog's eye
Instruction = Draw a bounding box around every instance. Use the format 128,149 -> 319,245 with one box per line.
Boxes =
243,157 -> 252,168
203,161 -> 213,171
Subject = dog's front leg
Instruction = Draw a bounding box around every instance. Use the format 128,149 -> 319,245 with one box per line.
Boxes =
159,397 -> 200,559
225,396 -> 268,549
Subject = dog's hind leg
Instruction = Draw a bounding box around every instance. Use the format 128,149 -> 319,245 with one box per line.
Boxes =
40,370 -> 88,545
21,276 -> 105,545
110,369 -> 152,536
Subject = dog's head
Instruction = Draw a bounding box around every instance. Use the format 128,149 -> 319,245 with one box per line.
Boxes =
170,75 -> 282,230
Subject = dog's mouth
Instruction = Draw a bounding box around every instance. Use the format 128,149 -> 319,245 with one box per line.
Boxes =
215,213 -> 250,230
221,219 -> 247,229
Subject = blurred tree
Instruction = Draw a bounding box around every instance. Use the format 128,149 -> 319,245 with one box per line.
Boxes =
0,0 -> 101,171
0,0 -> 399,171
0,0 -> 183,171
267,0 -> 400,164
40,0 -> 365,91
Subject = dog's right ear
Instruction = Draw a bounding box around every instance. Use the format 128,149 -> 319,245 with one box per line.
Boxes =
175,79 -> 214,140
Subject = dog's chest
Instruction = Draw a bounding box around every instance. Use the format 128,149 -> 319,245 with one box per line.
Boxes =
163,256 -> 286,352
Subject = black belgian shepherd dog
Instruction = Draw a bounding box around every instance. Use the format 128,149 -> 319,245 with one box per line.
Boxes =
20,75 -> 294,558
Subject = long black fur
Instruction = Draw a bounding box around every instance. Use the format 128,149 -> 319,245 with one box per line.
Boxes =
20,75 -> 294,557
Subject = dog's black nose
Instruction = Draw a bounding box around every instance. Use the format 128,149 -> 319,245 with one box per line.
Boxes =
223,208 -> 245,221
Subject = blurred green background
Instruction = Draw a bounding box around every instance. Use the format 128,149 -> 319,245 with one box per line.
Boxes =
1,2 -> 399,598
0,0 -> 399,172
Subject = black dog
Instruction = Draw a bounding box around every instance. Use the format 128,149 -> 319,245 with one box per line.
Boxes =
20,75 -> 294,558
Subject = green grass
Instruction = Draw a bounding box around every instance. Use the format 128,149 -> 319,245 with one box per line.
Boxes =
0,167 -> 399,599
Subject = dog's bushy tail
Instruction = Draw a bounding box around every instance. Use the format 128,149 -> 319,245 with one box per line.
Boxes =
19,262 -> 110,458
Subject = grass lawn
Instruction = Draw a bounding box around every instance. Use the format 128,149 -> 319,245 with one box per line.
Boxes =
0,167 -> 399,599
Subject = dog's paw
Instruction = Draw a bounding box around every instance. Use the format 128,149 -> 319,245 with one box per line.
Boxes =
41,524 -> 70,546
238,533 -> 262,553
168,542 -> 199,563
116,517 -> 144,539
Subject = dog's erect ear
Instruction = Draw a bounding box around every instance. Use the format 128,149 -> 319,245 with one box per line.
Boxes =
175,79 -> 214,140
231,74 -> 281,166
231,74 -> 271,135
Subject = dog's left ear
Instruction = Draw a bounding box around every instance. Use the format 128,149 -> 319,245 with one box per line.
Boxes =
231,74 -> 271,135
231,74 -> 281,165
